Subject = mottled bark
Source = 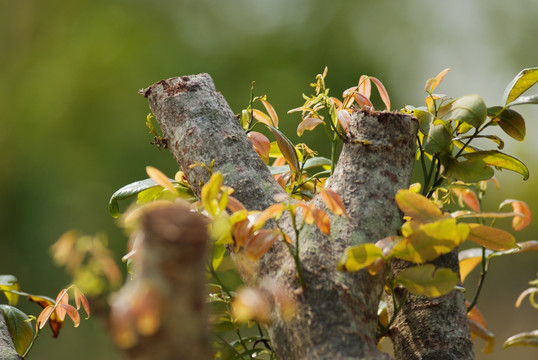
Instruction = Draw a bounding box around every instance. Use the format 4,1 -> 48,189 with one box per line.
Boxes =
140,73 -> 471,360
110,205 -> 212,360
387,252 -> 474,360
0,313 -> 22,360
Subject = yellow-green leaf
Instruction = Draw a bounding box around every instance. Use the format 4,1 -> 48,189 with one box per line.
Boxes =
425,68 -> 451,93
0,304 -> 33,356
390,219 -> 468,263
201,172 -> 224,217
395,264 -> 459,298
0,275 -> 20,306
503,67 -> 538,105
503,330 -> 538,349
337,244 -> 384,272
424,123 -> 452,154
467,223 -> 516,251
395,189 -> 443,223
252,109 -> 274,127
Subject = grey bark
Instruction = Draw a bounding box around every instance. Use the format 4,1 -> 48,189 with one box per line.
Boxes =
0,313 -> 22,360
110,205 -> 212,360
140,73 -> 472,359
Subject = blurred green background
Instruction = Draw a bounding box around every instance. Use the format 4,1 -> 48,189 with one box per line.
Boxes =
1,0 -> 537,359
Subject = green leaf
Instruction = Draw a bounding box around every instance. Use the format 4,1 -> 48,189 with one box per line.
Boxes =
212,244 -> 226,271
411,108 -> 433,135
109,179 -> 170,218
507,94 -> 538,107
395,189 -> 443,223
462,150 -> 529,180
424,123 -> 452,154
395,264 -> 459,298
448,157 -> 494,182
338,244 -> 384,272
439,94 -> 487,129
303,157 -> 332,169
503,330 -> 538,348
0,304 -> 33,356
0,275 -> 20,306
467,224 -> 517,251
503,68 -> 538,105
487,106 -> 525,141
268,126 -> 300,173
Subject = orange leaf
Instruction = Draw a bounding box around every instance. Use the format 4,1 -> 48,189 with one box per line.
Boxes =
320,188 -> 350,219
254,203 -> 286,229
60,303 -> 81,327
259,98 -> 279,128
248,131 -> 271,163
511,200 -> 532,231
468,319 -> 495,353
451,188 -> 481,212
467,224 -> 516,251
358,75 -> 371,98
146,166 -> 177,195
330,97 -> 343,109
74,287 -> 90,319
295,202 -> 314,225
252,109 -> 274,127
232,287 -> 271,324
425,68 -> 451,93
370,77 -> 391,110
55,289 -> 69,321
337,110 -> 351,133
312,208 -> 330,235
467,304 -> 488,329
227,196 -> 246,213
233,219 -> 253,248
297,117 -> 324,136
246,230 -> 280,261
36,305 -> 55,330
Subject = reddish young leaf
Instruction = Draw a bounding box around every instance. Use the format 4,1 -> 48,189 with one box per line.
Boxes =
504,200 -> 532,231
248,131 -> 271,163
74,287 -> 90,319
425,68 -> 451,93
259,98 -> 279,128
330,97 -> 343,109
55,289 -> 69,322
358,75 -> 371,98
515,287 -> 538,308
295,202 -> 314,225
320,188 -> 350,219
60,303 -> 81,328
353,93 -> 374,109
337,110 -> 351,133
36,305 -> 55,330
311,208 -> 331,235
451,188 -> 481,213
369,77 -> 391,110
467,303 -> 488,329
246,230 -> 280,261
297,117 -> 324,136
269,126 -> 300,173
233,219 -> 253,248
227,195 -> 246,213
254,203 -> 286,229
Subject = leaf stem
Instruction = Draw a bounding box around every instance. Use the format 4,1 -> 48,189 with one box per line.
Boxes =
467,246 -> 488,312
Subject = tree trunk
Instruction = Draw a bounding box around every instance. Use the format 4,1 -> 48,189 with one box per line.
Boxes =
140,73 -> 473,359
0,313 -> 22,360
110,205 -> 212,360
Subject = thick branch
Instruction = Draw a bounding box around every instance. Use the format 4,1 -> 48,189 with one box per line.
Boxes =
142,75 -> 417,359
387,253 -> 474,360
110,205 -> 212,360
